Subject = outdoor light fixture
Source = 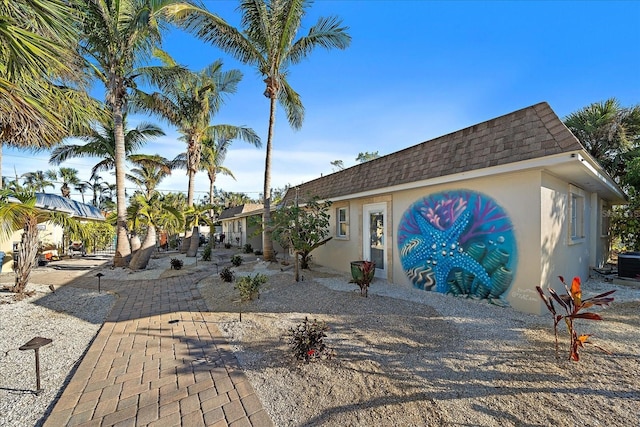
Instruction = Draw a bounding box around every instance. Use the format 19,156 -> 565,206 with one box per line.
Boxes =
95,272 -> 104,293
19,337 -> 52,395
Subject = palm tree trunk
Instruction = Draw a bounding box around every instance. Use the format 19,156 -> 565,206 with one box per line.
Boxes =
10,216 -> 39,294
113,103 -> 131,266
186,226 -> 200,257
262,96 -> 277,261
129,225 -> 157,270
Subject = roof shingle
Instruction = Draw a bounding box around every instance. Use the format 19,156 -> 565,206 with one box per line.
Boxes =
283,102 -> 584,203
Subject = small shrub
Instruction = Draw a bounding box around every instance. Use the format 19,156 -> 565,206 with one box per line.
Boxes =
219,267 -> 234,282
536,276 -> 615,361
288,317 -> 334,362
254,249 -> 263,256
235,273 -> 267,301
202,244 -> 212,261
231,255 -> 243,267
170,258 -> 183,270
243,243 -> 253,254
224,243 -> 232,249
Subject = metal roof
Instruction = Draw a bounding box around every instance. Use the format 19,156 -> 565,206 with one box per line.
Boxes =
35,193 -> 105,221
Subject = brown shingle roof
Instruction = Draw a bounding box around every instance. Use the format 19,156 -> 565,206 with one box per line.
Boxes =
218,203 -> 263,220
282,102 -> 584,203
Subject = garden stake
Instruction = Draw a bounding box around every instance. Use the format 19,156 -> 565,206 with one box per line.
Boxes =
95,272 -> 104,293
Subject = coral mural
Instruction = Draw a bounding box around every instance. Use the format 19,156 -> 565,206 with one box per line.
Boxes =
397,190 -> 517,306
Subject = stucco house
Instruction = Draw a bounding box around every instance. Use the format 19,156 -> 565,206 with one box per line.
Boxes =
0,193 -> 105,273
281,102 -> 626,314
218,204 -> 264,249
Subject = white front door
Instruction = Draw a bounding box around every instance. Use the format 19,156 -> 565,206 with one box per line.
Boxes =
363,203 -> 386,278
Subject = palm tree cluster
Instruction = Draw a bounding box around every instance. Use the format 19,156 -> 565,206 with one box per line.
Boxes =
1,0 -> 351,296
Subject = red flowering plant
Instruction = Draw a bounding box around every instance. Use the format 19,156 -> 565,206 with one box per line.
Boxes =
288,317 -> 334,362
536,276 -> 615,361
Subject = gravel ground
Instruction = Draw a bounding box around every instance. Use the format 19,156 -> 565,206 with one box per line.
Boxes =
0,281 -> 115,427
199,261 -> 640,427
1,253 -> 638,427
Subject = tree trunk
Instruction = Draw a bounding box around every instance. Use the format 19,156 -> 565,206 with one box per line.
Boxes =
262,96 -> 277,261
129,225 -> 157,270
186,226 -> 199,257
10,216 -> 39,294
180,231 -> 192,253
130,232 -> 141,254
113,102 -> 131,266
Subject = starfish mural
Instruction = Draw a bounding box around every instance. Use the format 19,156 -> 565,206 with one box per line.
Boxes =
400,208 -> 492,293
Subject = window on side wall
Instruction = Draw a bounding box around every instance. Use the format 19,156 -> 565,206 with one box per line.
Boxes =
337,207 -> 349,238
569,185 -> 585,243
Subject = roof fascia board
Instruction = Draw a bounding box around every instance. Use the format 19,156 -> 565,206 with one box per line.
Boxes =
325,151 -> 621,203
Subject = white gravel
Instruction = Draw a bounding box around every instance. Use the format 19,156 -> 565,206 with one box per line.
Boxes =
0,282 -> 115,427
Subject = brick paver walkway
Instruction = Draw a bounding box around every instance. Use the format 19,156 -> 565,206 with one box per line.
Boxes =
43,270 -> 273,427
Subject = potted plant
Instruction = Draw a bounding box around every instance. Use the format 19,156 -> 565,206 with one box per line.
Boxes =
350,260 -> 375,297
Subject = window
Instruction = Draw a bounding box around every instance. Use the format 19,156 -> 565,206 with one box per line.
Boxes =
337,207 -> 349,238
569,185 -> 585,242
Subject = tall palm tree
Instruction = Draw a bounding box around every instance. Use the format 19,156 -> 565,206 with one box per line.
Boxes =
50,114 -> 166,178
77,0 -> 186,266
0,0 -> 101,187
166,0 -> 351,260
126,155 -> 174,199
56,167 -> 81,198
201,137 -> 236,217
135,54 -> 261,207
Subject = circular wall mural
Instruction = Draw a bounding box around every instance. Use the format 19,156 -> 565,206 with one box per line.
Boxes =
397,190 -> 517,305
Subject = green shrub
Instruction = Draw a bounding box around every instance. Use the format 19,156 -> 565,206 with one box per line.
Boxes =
202,244 -> 212,261
219,267 -> 234,282
170,258 -> 183,270
254,249 -> 263,256
224,243 -> 232,249
288,317 -> 333,362
243,243 -> 253,254
231,254 -> 243,267
235,273 -> 267,301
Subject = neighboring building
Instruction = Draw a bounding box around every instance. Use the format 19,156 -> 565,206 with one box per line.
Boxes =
218,204 -> 264,249
0,193 -> 105,273
281,102 -> 626,314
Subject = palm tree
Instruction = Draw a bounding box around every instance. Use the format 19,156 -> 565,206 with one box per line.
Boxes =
77,0 -> 186,267
135,55 -> 261,207
56,167 -> 81,198
565,98 -> 640,181
174,136 -> 236,219
49,114 -> 166,178
21,171 -> 55,193
201,137 -> 236,218
183,203 -> 213,257
166,0 -> 351,260
0,0 -> 100,187
126,155 -> 174,199
128,193 -> 182,269
0,189 -> 81,296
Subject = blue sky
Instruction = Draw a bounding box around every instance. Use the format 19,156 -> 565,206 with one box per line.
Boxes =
4,0 -> 640,202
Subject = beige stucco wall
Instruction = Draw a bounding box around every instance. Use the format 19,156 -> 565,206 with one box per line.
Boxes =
313,169 -> 551,314
309,168 -> 612,315
0,222 -> 63,273
540,172 -> 600,296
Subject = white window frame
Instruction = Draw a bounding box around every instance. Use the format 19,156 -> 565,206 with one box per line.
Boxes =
336,206 -> 349,238
568,185 -> 586,244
